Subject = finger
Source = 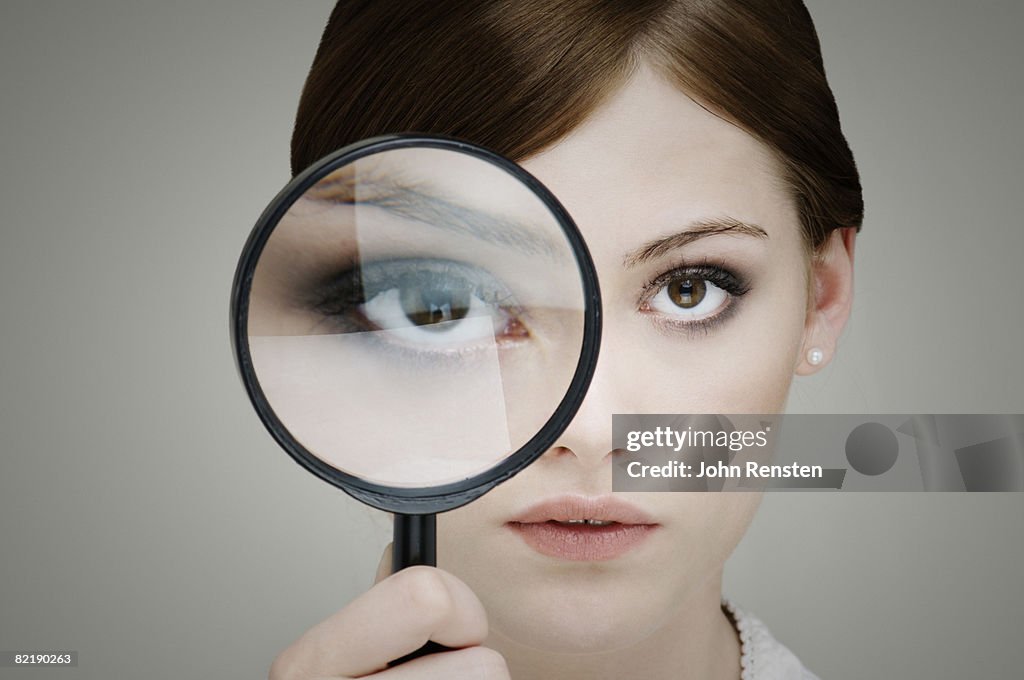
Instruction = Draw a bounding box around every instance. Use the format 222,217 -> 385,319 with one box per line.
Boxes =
270,567 -> 488,679
367,646 -> 510,680
374,543 -> 394,585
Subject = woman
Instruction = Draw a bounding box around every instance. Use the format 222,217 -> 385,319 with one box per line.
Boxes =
270,1 -> 861,678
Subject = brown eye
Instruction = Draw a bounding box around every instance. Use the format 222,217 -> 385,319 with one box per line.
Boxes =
667,278 -> 706,309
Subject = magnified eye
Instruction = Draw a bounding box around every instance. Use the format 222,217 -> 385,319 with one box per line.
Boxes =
362,286 -> 508,348
315,258 -> 526,352
397,285 -> 472,328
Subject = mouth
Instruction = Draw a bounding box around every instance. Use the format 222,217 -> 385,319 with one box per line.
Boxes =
506,495 -> 659,561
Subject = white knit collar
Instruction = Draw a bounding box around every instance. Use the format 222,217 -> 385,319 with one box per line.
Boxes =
721,599 -> 820,680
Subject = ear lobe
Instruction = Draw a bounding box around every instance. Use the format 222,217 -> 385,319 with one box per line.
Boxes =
796,227 -> 857,375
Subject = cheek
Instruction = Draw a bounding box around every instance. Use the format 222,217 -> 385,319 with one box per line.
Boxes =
436,480 -> 764,652
434,252 -> 806,650
620,273 -> 807,414
654,492 -> 763,576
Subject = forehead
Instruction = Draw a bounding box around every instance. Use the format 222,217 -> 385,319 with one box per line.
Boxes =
521,66 -> 797,247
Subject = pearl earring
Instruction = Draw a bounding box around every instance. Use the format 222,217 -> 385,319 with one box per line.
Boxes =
807,347 -> 825,366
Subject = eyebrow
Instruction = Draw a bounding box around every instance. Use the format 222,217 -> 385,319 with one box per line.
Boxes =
622,218 -> 769,268
308,173 -> 565,259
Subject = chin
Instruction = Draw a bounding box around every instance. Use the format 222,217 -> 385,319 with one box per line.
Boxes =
486,576 -> 672,654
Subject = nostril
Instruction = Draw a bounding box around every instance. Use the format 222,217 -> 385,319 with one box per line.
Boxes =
544,445 -> 575,458
543,446 -> 619,463
604,448 -> 627,462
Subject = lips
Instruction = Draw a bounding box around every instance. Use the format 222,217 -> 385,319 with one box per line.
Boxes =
506,495 -> 659,561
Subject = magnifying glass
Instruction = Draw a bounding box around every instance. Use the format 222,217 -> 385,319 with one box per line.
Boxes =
230,134 -> 600,659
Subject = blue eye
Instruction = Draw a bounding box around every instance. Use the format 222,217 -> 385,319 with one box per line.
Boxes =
314,258 -> 527,352
361,287 -> 506,347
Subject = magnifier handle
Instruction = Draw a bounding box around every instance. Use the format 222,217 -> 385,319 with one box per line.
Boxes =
392,513 -> 436,570
389,513 -> 454,666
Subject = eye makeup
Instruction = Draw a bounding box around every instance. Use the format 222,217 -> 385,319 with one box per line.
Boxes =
305,257 -> 530,359
638,259 -> 752,337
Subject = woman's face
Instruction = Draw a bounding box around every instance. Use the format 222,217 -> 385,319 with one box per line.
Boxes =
437,66 -> 812,652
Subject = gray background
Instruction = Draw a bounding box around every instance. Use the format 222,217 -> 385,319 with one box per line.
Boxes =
0,1 -> 1021,678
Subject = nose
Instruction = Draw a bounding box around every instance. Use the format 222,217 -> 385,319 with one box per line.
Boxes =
545,326 -> 640,468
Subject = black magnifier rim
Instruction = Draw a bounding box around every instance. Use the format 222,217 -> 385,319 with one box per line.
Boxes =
231,134 -> 601,514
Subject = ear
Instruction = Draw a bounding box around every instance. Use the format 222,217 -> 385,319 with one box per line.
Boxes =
796,227 -> 857,375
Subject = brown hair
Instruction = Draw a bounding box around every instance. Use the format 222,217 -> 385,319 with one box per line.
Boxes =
292,0 -> 863,249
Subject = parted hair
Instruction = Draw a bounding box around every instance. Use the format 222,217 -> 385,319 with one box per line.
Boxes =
292,0 -> 863,249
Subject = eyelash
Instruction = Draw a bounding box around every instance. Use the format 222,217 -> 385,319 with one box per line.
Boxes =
309,258 -> 522,340
638,261 -> 751,337
307,258 -> 750,345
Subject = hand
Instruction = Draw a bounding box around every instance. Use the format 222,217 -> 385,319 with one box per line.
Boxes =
269,544 -> 510,679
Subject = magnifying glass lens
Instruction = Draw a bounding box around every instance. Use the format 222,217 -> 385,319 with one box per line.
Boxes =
245,145 -> 587,488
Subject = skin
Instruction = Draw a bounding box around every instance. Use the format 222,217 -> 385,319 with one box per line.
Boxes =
268,64 -> 856,680
249,147 -> 588,487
